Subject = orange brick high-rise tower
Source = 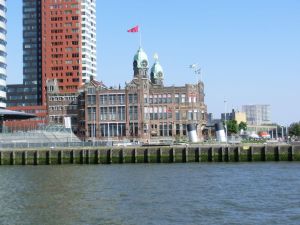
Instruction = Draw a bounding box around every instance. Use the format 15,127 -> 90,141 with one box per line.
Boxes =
6,0 -> 97,130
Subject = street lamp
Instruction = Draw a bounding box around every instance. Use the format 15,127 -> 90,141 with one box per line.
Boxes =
224,100 -> 228,143
92,111 -> 96,146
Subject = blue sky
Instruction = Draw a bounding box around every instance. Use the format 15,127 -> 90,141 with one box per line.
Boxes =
6,0 -> 300,125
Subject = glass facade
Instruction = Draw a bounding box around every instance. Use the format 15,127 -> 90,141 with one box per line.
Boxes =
22,0 -> 42,105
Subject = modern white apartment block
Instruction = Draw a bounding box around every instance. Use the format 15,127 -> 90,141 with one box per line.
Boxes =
81,0 -> 97,83
0,0 -> 6,108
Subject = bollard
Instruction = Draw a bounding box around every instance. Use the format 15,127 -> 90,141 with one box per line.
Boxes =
10,152 -> 15,165
119,149 -> 124,164
34,151 -> 39,165
22,151 -> 27,165
169,148 -> 175,163
144,149 -> 149,163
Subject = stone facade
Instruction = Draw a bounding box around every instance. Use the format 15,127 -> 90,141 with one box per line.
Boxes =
47,48 -> 208,142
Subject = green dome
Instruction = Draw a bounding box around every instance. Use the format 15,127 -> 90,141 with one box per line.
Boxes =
133,47 -> 149,69
151,54 -> 164,80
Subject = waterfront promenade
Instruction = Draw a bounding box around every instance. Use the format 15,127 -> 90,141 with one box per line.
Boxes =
0,144 -> 299,165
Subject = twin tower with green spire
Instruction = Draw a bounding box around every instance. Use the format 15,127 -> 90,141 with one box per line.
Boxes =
133,47 -> 164,86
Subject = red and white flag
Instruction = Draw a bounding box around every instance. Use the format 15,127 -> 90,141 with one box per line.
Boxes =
127,25 -> 139,33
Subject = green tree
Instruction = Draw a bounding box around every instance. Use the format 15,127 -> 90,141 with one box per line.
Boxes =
238,121 -> 247,131
226,120 -> 238,135
289,122 -> 300,136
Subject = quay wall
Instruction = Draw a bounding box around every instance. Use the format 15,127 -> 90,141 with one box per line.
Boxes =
0,145 -> 299,165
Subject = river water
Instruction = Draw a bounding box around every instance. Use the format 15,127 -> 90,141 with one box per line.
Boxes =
0,163 -> 299,225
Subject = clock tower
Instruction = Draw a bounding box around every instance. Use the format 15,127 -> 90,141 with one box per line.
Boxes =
150,54 -> 164,86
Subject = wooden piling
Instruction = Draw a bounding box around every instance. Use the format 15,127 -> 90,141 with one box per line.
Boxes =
95,150 -> 101,164
288,146 -> 294,161
157,148 -> 162,163
144,149 -> 149,163
261,146 -> 266,161
22,151 -> 27,165
195,147 -> 200,162
107,149 -> 112,164
34,151 -> 39,165
182,147 -> 188,163
274,146 -> 280,161
86,150 -> 90,164
58,150 -> 63,164
10,151 -> 15,165
169,148 -> 175,163
119,149 -> 124,164
208,147 -> 213,162
132,148 -> 137,163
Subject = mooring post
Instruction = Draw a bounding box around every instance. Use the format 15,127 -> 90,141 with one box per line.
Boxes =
107,149 -> 112,164
247,146 -> 252,162
70,150 -> 75,164
22,151 -> 27,165
261,146 -> 266,161
95,150 -> 100,164
157,148 -> 162,163
34,151 -> 39,165
208,147 -> 213,162
131,148 -> 137,163
86,150 -> 90,164
80,150 -> 85,164
46,151 -> 51,165
223,147 -> 229,162
58,150 -> 63,164
144,149 -> 149,163
0,151 -> 3,165
169,148 -> 175,163
119,149 -> 124,164
288,145 -> 294,161
274,146 -> 280,161
10,151 -> 15,165
182,147 -> 188,163
218,147 -> 223,162
195,147 -> 200,162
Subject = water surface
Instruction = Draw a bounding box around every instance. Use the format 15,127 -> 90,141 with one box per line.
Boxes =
0,163 -> 299,225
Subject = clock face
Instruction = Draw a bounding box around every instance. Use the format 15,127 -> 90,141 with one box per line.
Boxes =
157,72 -> 163,78
141,60 -> 148,68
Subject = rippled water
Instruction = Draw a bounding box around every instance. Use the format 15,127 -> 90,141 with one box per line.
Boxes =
0,163 -> 299,225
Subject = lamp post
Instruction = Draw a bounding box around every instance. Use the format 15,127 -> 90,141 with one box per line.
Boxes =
92,111 -> 96,146
224,99 -> 228,143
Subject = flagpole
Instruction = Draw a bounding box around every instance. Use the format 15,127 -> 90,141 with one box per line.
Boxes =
139,27 -> 142,47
